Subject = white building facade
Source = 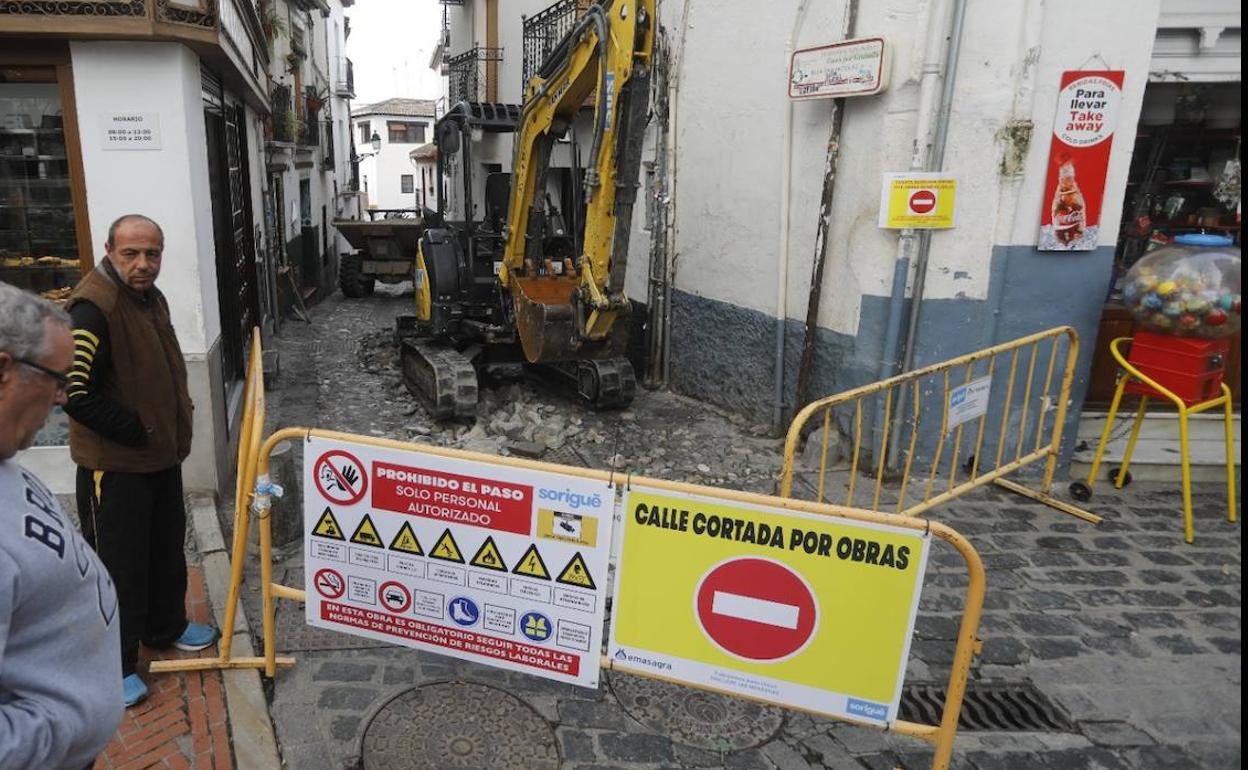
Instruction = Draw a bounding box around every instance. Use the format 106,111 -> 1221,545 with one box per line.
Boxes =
437,0 -> 1241,468
351,99 -> 437,212
3,0 -> 354,494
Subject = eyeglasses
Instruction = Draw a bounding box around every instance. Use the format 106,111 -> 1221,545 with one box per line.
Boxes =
16,357 -> 70,394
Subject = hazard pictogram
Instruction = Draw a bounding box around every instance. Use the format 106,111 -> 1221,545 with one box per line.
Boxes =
314,450 -> 368,505
313,568 -> 345,599
388,521 -> 423,555
512,544 -> 551,580
469,536 -> 508,572
556,552 -> 596,590
312,507 -> 345,540
349,514 -> 384,548
429,529 -> 465,563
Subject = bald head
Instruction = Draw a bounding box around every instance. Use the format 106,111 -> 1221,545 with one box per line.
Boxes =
105,215 -> 165,292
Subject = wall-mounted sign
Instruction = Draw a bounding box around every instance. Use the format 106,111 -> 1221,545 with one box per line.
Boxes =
1037,70 -> 1125,251
100,112 -> 161,151
878,173 -> 958,229
789,37 -> 890,100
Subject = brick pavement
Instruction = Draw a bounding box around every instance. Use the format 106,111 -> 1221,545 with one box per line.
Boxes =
92,564 -> 233,770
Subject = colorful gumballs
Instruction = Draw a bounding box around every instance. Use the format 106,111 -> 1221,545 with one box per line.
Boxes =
1186,297 -> 1211,315
1205,308 -> 1228,327
1156,280 -> 1178,296
1179,313 -> 1201,330
1143,293 -> 1163,310
1163,301 -> 1183,317
1150,313 -> 1173,328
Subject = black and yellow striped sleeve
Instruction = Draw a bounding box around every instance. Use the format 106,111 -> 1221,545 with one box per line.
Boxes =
63,300 -> 148,447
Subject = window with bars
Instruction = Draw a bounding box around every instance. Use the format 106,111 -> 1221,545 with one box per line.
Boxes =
401,174 -> 414,194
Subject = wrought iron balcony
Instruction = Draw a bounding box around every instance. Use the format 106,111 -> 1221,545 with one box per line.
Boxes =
270,83 -> 297,143
522,0 -> 591,94
334,56 -> 355,98
446,46 -> 504,105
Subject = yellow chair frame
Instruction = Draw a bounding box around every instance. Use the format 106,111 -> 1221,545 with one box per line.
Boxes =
1081,336 -> 1238,543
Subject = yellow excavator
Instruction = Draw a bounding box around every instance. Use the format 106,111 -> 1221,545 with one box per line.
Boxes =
398,0 -> 654,419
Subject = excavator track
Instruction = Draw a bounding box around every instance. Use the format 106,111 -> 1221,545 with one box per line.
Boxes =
530,357 -> 636,410
400,340 -> 478,420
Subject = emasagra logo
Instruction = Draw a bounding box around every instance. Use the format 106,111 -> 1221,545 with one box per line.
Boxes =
537,487 -> 603,510
612,648 -> 673,672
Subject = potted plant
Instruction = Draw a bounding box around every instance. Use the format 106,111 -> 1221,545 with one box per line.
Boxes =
258,0 -> 286,49
305,85 -> 328,113
278,110 -> 298,143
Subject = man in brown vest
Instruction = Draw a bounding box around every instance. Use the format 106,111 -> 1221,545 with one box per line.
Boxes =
64,214 -> 218,708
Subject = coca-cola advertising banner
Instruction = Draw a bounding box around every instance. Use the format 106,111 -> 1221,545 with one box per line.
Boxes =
1038,70 -> 1125,251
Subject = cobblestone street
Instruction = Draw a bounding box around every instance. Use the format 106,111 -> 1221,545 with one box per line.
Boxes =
225,287 -> 1241,770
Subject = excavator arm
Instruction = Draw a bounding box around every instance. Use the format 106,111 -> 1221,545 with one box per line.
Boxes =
500,0 -> 654,363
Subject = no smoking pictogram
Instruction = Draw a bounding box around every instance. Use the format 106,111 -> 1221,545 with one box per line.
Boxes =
314,568 -> 345,600
908,189 -> 937,215
315,450 -> 368,505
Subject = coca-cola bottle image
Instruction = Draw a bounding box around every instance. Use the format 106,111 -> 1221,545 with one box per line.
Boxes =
1051,156 -> 1086,245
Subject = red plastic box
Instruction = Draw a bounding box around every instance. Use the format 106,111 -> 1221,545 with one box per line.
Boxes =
1124,331 -> 1231,405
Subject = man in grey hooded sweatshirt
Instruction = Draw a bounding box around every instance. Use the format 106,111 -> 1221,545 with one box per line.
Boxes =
0,281 -> 122,769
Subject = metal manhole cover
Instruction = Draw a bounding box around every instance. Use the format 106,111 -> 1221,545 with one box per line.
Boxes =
360,682 -> 559,770
608,671 -> 785,751
899,681 -> 1074,732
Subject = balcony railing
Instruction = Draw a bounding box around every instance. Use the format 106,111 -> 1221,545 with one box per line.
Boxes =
446,46 -> 503,105
270,82 -> 297,143
333,56 -> 355,98
522,0 -> 591,95
300,108 -> 321,148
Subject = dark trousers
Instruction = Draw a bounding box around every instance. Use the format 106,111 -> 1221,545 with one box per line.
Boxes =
77,466 -> 189,677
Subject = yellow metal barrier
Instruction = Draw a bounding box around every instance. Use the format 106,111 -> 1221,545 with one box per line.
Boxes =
1076,336 -> 1237,544
780,326 -> 1100,524
149,329 -> 989,770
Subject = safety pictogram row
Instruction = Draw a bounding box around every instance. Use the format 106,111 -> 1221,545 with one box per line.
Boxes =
312,507 -> 596,590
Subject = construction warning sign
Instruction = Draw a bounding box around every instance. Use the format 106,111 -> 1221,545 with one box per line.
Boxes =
303,435 -> 613,689
607,486 -> 930,725
878,173 -> 958,229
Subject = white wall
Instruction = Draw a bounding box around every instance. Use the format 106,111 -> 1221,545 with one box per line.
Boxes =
70,41 -> 220,356
353,112 -> 433,210
634,0 -> 1165,338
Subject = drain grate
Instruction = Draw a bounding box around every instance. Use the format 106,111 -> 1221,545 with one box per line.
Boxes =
899,681 -> 1073,732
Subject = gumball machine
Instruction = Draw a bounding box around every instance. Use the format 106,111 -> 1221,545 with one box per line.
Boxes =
1073,233 -> 1240,544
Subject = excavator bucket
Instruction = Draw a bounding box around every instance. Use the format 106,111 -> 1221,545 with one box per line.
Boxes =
512,275 -> 581,363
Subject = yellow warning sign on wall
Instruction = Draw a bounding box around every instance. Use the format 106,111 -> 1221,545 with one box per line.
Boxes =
878,173 -> 958,229
608,487 -> 929,725
470,537 -> 508,572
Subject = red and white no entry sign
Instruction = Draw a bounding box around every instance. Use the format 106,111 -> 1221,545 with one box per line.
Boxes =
695,557 -> 818,662
314,450 -> 368,505
314,568 -> 345,600
908,189 -> 937,215
379,581 -> 412,613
